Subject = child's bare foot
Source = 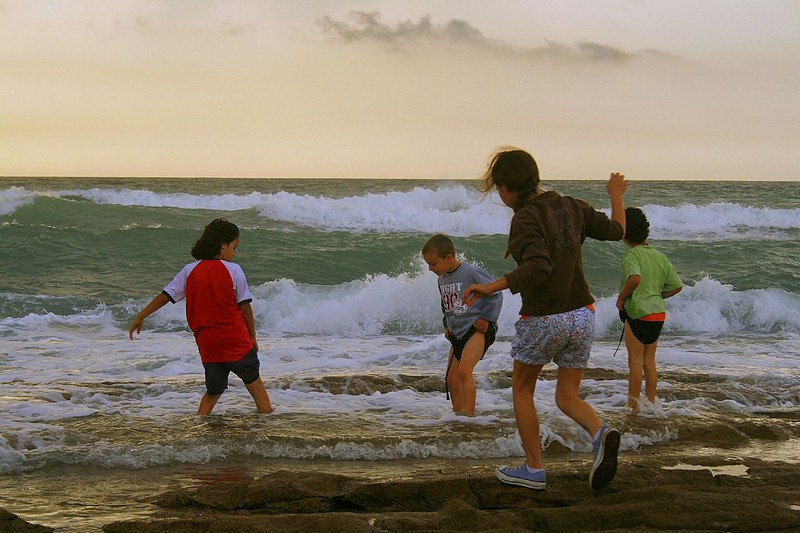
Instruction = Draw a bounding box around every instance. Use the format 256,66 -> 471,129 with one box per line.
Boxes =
626,395 -> 640,415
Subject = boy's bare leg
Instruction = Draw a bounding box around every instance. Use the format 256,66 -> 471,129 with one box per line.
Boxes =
456,333 -> 485,417
197,393 -> 222,415
512,360 -> 544,469
245,377 -> 274,414
642,343 -> 658,403
624,324 -> 645,413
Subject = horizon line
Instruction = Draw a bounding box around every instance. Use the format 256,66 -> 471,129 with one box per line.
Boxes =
2,175 -> 797,182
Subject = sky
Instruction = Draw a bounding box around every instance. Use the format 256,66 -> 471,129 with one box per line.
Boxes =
1,1 -> 798,180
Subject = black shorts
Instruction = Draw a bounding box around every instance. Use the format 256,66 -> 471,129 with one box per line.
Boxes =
627,318 -> 664,345
203,347 -> 261,396
448,323 -> 497,362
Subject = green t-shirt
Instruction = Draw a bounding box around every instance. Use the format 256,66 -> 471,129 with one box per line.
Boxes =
620,245 -> 682,319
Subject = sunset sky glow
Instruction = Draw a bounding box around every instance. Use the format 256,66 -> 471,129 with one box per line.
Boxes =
2,0 -> 798,180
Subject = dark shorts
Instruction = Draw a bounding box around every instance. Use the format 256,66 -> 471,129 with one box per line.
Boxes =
203,347 -> 261,396
627,318 -> 664,345
448,323 -> 497,362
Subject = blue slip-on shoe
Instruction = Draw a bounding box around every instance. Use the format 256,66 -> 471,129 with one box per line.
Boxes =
589,426 -> 620,491
496,464 -> 546,490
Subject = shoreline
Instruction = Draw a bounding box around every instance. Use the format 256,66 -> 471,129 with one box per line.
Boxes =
4,439 -> 800,532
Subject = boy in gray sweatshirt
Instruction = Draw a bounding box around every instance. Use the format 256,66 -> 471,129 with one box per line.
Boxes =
422,234 -> 503,416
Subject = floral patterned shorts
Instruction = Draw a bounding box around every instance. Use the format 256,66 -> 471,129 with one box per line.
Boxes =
510,307 -> 595,369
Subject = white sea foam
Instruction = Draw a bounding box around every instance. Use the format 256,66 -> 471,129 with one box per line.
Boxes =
0,186 -> 36,216
0,311 -> 796,473
641,202 -> 800,240
664,276 -> 800,333
5,186 -> 799,239
251,187 -> 511,236
2,273 -> 797,344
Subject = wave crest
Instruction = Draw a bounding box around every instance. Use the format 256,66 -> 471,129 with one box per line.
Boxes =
6,186 -> 798,239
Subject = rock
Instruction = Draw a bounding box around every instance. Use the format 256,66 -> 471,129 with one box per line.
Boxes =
0,508 -> 53,533
101,454 -> 800,532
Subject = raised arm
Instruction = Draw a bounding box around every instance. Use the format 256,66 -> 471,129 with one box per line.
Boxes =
607,172 -> 628,237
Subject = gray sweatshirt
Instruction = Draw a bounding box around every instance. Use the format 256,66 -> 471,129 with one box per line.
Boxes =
437,262 -> 503,340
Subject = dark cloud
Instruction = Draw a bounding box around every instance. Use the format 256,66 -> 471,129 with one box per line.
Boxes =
319,11 -> 497,48
318,11 -> 674,63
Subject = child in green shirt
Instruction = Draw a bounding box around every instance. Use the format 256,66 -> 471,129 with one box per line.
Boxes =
616,207 -> 683,415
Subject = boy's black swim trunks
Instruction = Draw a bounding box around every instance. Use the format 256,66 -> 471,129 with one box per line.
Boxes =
448,323 -> 497,361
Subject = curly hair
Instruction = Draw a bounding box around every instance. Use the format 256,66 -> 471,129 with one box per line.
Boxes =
624,207 -> 650,244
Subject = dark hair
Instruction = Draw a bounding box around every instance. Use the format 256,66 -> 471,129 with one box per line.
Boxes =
479,148 -> 540,209
624,207 -> 650,244
191,218 -> 240,260
422,233 -> 455,257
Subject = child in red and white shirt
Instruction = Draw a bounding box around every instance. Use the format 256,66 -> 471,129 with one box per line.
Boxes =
129,218 -> 273,415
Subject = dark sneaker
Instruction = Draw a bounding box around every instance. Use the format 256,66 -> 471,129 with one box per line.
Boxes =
589,426 -> 620,491
496,464 -> 546,490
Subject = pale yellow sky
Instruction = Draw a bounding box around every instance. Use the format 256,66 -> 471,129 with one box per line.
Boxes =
1,0 -> 798,179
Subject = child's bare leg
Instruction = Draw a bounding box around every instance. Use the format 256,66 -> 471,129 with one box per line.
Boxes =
624,324 -> 644,413
197,393 -> 222,415
245,377 -> 273,414
642,343 -> 658,403
447,348 -> 464,413
456,333 -> 485,417
555,367 -> 602,437
512,360 -> 544,469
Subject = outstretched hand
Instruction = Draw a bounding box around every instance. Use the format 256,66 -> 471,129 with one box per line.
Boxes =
462,283 -> 490,307
463,277 -> 507,307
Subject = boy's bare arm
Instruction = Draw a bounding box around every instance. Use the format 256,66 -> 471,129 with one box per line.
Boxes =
662,287 -> 682,299
616,275 -> 641,309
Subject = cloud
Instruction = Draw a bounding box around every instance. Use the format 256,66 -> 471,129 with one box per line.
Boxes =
319,11 -> 488,46
318,11 -> 675,63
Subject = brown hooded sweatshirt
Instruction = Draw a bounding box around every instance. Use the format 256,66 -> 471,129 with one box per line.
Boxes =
504,190 -> 623,317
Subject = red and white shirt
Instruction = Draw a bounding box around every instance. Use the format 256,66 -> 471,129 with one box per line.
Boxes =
163,259 -> 253,363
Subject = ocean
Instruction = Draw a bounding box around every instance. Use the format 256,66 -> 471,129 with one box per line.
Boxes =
1,177 -> 799,530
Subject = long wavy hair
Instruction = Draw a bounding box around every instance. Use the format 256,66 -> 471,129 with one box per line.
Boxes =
479,147 -> 540,210
191,218 -> 240,260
